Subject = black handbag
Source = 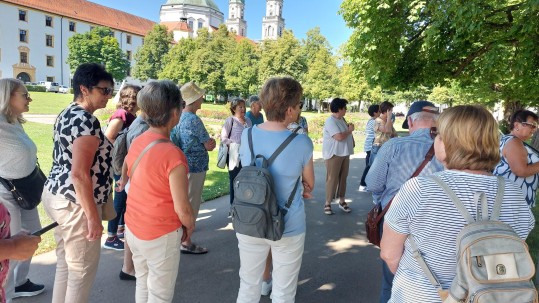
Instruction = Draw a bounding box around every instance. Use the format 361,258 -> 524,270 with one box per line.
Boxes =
0,164 -> 47,210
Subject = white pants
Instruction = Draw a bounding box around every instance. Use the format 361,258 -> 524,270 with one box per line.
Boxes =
236,233 -> 305,303
126,226 -> 182,303
0,185 -> 42,302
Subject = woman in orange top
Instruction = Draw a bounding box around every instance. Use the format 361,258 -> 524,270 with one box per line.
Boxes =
117,80 -> 195,303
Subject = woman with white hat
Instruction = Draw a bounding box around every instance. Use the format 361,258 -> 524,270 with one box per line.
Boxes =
170,81 -> 216,254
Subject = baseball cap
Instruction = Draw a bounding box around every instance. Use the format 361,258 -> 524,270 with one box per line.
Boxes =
402,100 -> 439,129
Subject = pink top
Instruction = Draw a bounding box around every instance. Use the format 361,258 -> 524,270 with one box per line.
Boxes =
0,204 -> 10,303
109,109 -> 136,130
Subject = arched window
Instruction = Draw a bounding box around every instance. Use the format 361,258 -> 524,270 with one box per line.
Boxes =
17,72 -> 31,83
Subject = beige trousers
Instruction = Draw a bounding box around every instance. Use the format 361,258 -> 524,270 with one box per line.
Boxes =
187,171 -> 206,218
42,189 -> 102,303
325,155 -> 350,203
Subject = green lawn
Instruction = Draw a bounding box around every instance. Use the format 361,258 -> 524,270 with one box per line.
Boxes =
27,92 -> 73,115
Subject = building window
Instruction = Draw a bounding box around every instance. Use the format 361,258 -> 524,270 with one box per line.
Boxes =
20,52 -> 28,64
109,31 -> 115,37
46,35 -> 54,47
126,35 -> 132,44
198,21 -> 203,29
126,51 -> 132,61
45,16 -> 53,27
69,21 -> 76,32
46,56 -> 54,67
19,10 -> 27,21
19,29 -> 28,43
46,76 -> 54,82
188,21 -> 193,29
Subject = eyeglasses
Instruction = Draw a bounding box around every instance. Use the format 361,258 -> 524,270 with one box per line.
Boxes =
298,102 -> 304,108
521,122 -> 538,130
430,127 -> 439,140
92,86 -> 113,96
14,92 -> 31,100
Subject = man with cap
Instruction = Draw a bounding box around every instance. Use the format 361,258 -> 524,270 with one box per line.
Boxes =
366,100 -> 443,303
170,81 -> 216,254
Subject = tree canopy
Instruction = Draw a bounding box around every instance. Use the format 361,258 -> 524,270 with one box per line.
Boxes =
132,25 -> 173,81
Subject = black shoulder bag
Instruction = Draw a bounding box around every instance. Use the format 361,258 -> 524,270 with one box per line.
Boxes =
0,163 -> 47,210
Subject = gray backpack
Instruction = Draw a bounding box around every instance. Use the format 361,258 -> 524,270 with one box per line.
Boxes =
111,129 -> 128,176
410,175 -> 538,303
231,127 -> 300,241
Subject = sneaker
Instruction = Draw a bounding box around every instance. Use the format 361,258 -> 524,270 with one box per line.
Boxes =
261,279 -> 272,296
103,236 -> 124,251
13,279 -> 45,298
358,185 -> 368,192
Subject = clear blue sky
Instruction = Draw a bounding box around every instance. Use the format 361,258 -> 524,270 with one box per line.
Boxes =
89,0 -> 352,51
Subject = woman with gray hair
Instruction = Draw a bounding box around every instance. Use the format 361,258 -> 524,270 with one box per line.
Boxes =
0,78 -> 44,301
117,80 -> 195,302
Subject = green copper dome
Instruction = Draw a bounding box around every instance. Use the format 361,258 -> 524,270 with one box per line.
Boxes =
165,0 -> 221,11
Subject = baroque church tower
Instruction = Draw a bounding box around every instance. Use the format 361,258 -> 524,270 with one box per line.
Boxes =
262,0 -> 285,40
225,0 -> 247,37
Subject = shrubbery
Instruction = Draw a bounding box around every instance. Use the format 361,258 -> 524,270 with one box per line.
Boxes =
26,85 -> 47,92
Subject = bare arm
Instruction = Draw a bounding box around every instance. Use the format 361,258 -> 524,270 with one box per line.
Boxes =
104,118 -> 124,143
333,124 -> 355,141
0,232 -> 41,260
503,139 -> 539,177
169,165 -> 195,242
116,160 -> 129,192
380,222 -> 407,274
71,135 -> 103,241
204,138 -> 216,151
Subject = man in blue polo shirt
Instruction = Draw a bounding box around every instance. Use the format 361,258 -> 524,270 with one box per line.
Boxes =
366,100 -> 444,303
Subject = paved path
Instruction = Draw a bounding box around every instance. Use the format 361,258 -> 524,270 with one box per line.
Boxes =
23,114 -> 57,125
18,153 -> 383,303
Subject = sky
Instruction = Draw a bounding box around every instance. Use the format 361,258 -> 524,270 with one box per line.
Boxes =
89,0 -> 353,51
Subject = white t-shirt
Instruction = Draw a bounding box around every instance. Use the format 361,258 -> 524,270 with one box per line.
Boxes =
322,115 -> 353,160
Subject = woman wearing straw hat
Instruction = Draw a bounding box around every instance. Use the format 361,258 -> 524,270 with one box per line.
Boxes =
171,81 -> 216,254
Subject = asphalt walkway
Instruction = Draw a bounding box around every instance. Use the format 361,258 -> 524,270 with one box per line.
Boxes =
18,153 -> 383,303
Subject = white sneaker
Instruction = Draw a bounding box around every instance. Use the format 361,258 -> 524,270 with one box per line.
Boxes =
358,185 -> 368,192
261,280 -> 272,296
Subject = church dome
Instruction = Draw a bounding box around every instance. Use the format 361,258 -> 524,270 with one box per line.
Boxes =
164,0 -> 221,11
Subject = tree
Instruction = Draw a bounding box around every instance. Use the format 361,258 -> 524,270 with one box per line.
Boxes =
158,38 -> 196,84
132,25 -> 173,81
224,39 -> 260,98
258,30 -> 306,83
67,27 -> 129,80
340,0 -> 539,107
338,62 -> 370,105
303,48 -> 339,111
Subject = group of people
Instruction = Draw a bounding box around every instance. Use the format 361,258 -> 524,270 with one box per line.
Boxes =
0,61 -> 537,303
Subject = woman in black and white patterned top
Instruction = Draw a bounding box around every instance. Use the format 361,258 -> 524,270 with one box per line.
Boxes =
380,105 -> 535,303
42,63 -> 114,303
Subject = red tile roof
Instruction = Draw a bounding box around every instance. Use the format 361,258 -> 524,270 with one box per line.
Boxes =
3,0 -> 155,36
161,21 -> 192,33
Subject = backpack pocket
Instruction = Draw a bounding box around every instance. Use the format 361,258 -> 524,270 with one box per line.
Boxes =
470,287 -> 538,303
231,204 -> 267,238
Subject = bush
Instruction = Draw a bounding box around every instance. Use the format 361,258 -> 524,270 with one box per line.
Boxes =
26,85 -> 46,92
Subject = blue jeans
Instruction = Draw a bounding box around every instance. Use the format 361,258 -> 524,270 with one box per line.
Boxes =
370,145 -> 381,166
108,174 -> 127,235
360,151 -> 371,187
379,218 -> 394,303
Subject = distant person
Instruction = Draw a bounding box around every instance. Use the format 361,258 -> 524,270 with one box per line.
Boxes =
236,77 -> 314,302
42,63 -> 114,303
359,104 -> 380,192
0,78 -> 45,300
118,80 -> 195,302
103,84 -> 141,251
380,105 -> 534,303
245,95 -> 264,125
0,203 -> 41,303
322,98 -> 354,215
370,101 -> 397,165
171,81 -> 216,254
220,98 -> 252,206
493,110 -> 539,207
287,102 -> 308,135
366,101 -> 442,303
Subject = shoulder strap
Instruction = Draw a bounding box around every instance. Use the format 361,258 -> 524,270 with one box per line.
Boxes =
267,130 -> 299,166
409,235 -> 445,296
130,139 -> 170,179
227,117 -> 234,138
491,176 -> 505,220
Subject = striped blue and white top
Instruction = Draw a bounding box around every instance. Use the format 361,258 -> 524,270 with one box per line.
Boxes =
386,170 -> 535,303
493,134 -> 539,207
363,118 -> 375,152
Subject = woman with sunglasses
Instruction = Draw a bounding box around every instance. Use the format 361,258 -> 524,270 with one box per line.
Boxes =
42,63 -> 114,303
494,109 -> 539,207
0,78 -> 44,301
220,98 -> 252,206
103,84 -> 141,251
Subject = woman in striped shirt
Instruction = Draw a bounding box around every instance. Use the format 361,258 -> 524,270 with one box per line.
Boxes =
380,105 -> 535,303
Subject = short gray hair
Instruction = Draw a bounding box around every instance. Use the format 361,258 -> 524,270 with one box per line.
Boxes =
248,95 -> 260,104
0,78 -> 25,124
137,80 -> 182,127
409,111 -> 438,123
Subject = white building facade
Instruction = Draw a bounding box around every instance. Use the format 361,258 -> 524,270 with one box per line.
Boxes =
160,0 -> 224,40
225,0 -> 247,37
262,0 -> 285,40
0,0 -> 154,87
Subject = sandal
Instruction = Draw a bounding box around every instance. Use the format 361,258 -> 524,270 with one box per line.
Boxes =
324,204 -> 334,215
339,201 -> 352,213
180,243 -> 208,255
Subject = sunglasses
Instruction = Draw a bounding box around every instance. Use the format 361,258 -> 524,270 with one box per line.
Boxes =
430,127 -> 439,140
92,86 -> 113,96
521,122 -> 538,130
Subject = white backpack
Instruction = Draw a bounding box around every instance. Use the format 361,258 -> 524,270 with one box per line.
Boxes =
410,175 -> 538,303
